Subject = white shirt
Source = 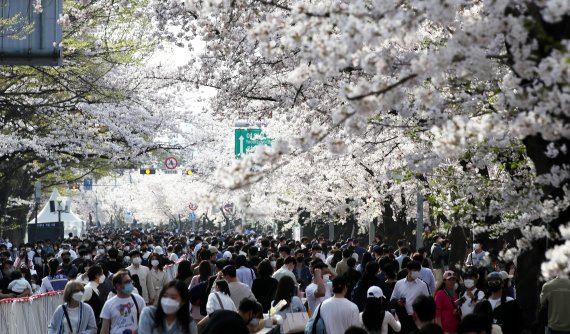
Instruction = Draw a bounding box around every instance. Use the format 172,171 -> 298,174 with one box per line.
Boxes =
319,297 -> 360,334
390,278 -> 430,315
272,265 -> 297,283
228,281 -> 257,308
206,291 -> 238,314
100,294 -> 145,334
460,289 -> 486,319
305,281 -> 333,315
63,305 -> 80,334
82,281 -> 100,302
126,264 -> 150,303
488,296 -> 514,310
359,311 -> 401,334
236,266 -> 256,288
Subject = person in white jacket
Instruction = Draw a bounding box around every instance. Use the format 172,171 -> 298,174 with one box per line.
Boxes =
206,280 -> 237,315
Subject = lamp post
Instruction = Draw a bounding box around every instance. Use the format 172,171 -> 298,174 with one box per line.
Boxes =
56,196 -> 64,228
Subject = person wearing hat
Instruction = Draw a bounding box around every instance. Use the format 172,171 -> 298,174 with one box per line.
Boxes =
126,250 -> 149,304
487,271 -> 522,334
360,286 -> 401,334
317,276 -> 360,334
458,270 -> 485,319
434,270 -> 459,334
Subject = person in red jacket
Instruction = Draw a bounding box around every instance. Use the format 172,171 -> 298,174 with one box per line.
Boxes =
434,270 -> 459,334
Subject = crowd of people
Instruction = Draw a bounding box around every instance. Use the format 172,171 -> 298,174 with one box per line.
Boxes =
0,227 -> 569,334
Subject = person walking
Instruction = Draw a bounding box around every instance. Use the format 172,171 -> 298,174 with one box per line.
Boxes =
270,276 -> 306,321
48,281 -> 98,334
82,265 -> 105,331
360,286 -> 401,334
540,276 -> 570,334
138,280 -> 198,334
100,270 -> 145,334
205,279 -> 237,314
147,254 -> 169,305
434,271 -> 460,334
390,261 -> 430,333
251,259 -> 278,313
318,276 -> 360,334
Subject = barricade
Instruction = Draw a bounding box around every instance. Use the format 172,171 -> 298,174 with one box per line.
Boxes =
0,291 -> 64,334
0,257 -> 187,333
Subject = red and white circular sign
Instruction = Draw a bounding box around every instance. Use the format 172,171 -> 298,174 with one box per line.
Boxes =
164,157 -> 178,170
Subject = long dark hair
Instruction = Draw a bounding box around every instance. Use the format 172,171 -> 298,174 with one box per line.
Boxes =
362,261 -> 380,288
154,280 -> 192,333
273,276 -> 295,309
215,279 -> 231,296
197,260 -> 211,282
362,297 -> 385,331
176,260 -> 193,281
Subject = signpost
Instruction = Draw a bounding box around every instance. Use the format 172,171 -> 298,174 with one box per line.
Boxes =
164,157 -> 178,170
234,127 -> 272,158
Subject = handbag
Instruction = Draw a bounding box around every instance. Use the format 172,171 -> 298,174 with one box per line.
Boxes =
283,312 -> 309,334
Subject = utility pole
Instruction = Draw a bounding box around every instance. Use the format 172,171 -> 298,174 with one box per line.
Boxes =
416,192 -> 424,251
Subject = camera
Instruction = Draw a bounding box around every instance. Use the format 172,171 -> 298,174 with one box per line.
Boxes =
454,296 -> 467,307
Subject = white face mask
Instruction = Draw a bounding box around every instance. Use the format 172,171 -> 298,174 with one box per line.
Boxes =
151,260 -> 159,267
83,255 -> 91,260
97,249 -> 105,255
322,274 -> 330,281
454,283 -> 459,291
270,261 -> 276,268
72,292 -> 83,302
132,257 -> 142,265
160,297 -> 181,314
410,271 -> 420,280
98,275 -> 105,284
473,243 -> 480,250
249,318 -> 260,327
464,279 -> 475,289
125,246 -> 130,251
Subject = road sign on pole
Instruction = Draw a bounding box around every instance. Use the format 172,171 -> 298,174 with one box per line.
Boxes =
164,157 -> 178,170
234,128 -> 272,158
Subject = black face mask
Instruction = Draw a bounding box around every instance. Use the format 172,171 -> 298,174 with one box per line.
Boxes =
488,283 -> 502,292
62,258 -> 71,264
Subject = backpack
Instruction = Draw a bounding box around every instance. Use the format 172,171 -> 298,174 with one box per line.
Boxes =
305,302 -> 326,334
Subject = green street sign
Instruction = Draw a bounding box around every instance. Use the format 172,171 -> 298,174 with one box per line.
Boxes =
235,128 -> 272,158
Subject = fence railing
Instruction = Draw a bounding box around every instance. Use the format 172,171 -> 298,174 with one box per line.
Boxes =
0,291 -> 64,334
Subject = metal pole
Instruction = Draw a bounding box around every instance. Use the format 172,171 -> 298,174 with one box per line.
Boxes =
369,220 -> 375,246
416,192 -> 424,250
328,222 -> 334,241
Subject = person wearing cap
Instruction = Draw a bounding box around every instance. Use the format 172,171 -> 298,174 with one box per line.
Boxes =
317,276 -> 360,334
306,259 -> 334,314
360,286 -> 401,334
540,276 -> 570,334
126,249 -> 149,304
434,270 -> 459,334
459,270 -> 485,319
487,271 -> 521,334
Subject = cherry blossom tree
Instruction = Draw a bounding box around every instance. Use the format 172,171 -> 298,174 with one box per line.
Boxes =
152,0 -> 570,326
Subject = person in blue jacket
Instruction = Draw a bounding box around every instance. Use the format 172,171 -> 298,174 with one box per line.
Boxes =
48,281 -> 97,334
